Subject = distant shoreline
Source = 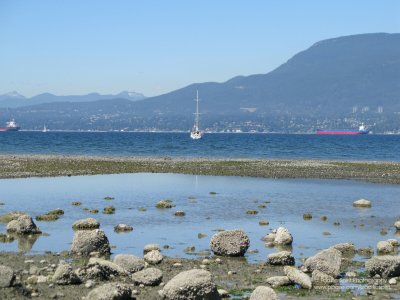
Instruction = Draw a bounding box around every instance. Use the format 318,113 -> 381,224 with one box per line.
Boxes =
1,155 -> 400,184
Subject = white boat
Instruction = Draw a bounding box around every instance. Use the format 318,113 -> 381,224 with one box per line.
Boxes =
42,125 -> 48,132
190,90 -> 203,140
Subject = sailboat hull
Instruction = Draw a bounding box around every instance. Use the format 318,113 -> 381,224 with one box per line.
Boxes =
190,132 -> 202,139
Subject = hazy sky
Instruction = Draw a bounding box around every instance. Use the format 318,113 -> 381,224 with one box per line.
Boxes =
0,0 -> 399,97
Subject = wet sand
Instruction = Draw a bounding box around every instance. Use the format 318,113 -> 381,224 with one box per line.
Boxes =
1,155 -> 400,184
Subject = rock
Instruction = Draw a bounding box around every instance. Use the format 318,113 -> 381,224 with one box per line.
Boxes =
0,265 -> 15,287
353,199 -> 372,208
274,227 -> 293,245
6,215 -> 41,234
395,221 -> 400,230
48,209 -> 64,216
103,206 -> 116,214
156,200 -> 174,209
311,270 -> 338,286
387,239 -> 399,247
0,233 -> 14,243
365,255 -> 400,278
284,266 -> 312,289
377,241 -> 394,254
261,231 -> 276,243
71,229 -> 110,256
113,254 -> 145,273
52,264 -> 81,285
88,257 -> 127,275
357,247 -> 374,257
72,218 -> 100,230
331,243 -> 356,256
86,282 -> 133,300
266,276 -> 291,287
143,244 -> 161,254
144,250 -> 163,264
303,213 -> 312,220
249,286 -> 278,300
218,289 -> 229,298
0,211 -> 26,223
114,224 -> 133,232
304,248 -> 342,277
210,230 -> 250,257
389,278 -> 397,285
267,251 -> 295,266
159,269 -> 220,300
132,268 -> 163,286
36,213 -> 59,221
174,211 -> 186,217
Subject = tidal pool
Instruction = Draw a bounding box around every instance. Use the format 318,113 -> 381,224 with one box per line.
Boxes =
0,173 -> 399,263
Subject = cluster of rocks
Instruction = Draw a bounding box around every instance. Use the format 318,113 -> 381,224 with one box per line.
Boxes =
262,227 -> 293,246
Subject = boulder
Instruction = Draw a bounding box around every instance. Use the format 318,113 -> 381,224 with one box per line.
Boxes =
266,276 -> 291,288
353,199 -> 371,208
395,221 -> 400,230
284,266 -> 312,289
311,270 -> 338,286
131,267 -> 163,286
304,248 -> 342,277
365,256 -> 400,278
88,258 -> 127,276
114,224 -> 133,232
71,229 -> 110,255
156,200 -> 174,209
330,243 -> 356,256
159,269 -> 220,300
274,227 -> 293,245
86,282 -> 133,300
387,239 -> 399,247
267,251 -> 295,266
210,230 -> 250,257
249,286 -> 278,300
72,218 -> 100,230
144,250 -> 163,264
377,241 -> 395,254
52,263 -> 81,285
144,243 -> 161,254
6,215 -> 41,234
0,265 -> 15,288
113,254 -> 145,274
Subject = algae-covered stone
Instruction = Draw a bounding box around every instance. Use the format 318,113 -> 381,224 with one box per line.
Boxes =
114,224 -> 133,232
304,248 -> 342,277
284,266 -> 312,289
274,227 -> 293,246
131,267 -> 163,286
156,200 -> 174,209
0,211 -> 26,223
72,218 -> 100,230
267,251 -> 295,266
266,276 -> 291,287
113,254 -> 145,273
144,250 -> 163,264
103,206 -> 116,214
365,255 -> 400,278
52,263 -> 81,285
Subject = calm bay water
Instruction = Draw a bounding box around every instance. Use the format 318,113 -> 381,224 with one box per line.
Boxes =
0,173 -> 399,263
0,131 -> 400,160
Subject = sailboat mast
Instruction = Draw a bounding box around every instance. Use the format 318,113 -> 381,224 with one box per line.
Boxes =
195,90 -> 200,129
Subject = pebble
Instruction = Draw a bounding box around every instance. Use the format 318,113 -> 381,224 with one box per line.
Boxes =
200,264 -> 207,269
389,278 -> 397,285
25,260 -> 35,264
202,259 -> 210,265
173,263 -> 182,267
85,280 -> 95,288
215,258 -> 222,264
228,271 -> 237,275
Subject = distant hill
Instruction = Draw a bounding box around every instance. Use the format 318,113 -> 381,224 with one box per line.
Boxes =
132,33 -> 400,117
0,91 -> 146,108
1,33 -> 400,132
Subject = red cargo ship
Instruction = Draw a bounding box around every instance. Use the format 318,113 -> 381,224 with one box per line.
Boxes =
0,119 -> 21,132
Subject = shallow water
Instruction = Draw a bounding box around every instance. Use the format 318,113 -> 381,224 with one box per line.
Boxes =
0,173 -> 399,263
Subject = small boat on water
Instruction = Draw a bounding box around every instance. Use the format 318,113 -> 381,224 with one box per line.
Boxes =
316,124 -> 369,135
42,125 -> 48,132
0,119 -> 20,132
190,90 -> 203,140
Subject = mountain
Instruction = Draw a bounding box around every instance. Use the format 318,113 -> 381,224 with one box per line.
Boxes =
1,33 -> 400,132
0,91 -> 146,108
132,33 -> 400,117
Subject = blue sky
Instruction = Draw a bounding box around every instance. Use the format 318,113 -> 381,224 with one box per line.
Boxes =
0,0 -> 399,97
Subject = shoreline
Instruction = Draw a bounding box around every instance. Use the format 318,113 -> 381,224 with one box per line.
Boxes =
1,155 -> 400,184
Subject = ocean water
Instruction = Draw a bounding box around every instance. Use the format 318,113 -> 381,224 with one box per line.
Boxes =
0,173 -> 399,263
0,131 -> 400,160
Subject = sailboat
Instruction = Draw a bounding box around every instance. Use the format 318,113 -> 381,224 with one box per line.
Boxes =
190,90 -> 203,140
42,125 -> 48,132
